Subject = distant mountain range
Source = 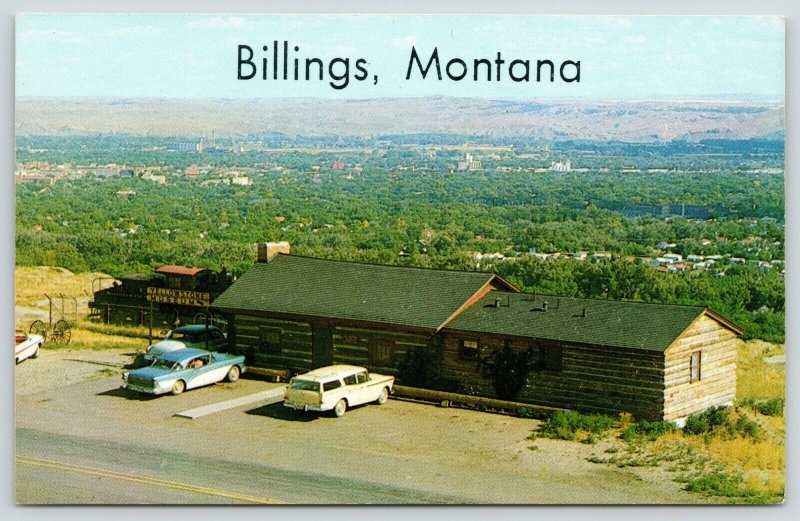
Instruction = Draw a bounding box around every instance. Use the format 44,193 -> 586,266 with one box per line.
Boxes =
15,97 -> 785,142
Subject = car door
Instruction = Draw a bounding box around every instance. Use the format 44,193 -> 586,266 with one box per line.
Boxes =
342,372 -> 363,406
186,354 -> 225,388
354,370 -> 378,403
345,370 -> 371,406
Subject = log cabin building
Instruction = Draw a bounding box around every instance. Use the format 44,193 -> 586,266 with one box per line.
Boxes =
211,243 -> 742,422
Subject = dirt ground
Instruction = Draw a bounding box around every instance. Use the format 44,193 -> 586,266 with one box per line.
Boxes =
15,344 -> 710,504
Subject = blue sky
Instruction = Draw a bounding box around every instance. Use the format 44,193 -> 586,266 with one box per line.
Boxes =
16,14 -> 785,100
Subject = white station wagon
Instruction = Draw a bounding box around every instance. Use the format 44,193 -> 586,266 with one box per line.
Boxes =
283,364 -> 395,417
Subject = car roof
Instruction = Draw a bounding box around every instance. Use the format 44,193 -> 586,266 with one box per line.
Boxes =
293,365 -> 366,382
158,347 -> 212,363
173,325 -> 219,333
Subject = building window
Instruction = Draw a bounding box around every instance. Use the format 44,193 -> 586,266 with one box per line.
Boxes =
541,345 -> 563,371
258,326 -> 283,354
459,339 -> 479,360
368,339 -> 395,367
690,351 -> 702,383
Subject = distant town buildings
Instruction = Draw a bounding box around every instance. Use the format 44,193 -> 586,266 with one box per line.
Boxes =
142,173 -> 167,185
550,160 -> 571,172
458,153 -> 482,171
178,142 -> 203,153
231,176 -> 252,186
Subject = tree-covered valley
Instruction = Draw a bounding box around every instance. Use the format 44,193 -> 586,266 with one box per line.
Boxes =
15,134 -> 784,342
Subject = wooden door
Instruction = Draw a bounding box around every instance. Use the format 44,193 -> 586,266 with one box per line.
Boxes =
311,324 -> 334,368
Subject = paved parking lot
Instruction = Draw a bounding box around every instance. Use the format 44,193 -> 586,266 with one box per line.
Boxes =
15,347 -> 707,504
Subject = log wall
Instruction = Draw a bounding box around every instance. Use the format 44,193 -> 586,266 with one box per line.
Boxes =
332,326 -> 429,375
662,314 -> 738,421
228,313 -> 431,376
441,333 -> 666,420
232,314 -> 314,373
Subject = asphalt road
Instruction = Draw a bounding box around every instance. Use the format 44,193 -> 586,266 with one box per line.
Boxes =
16,428 -> 464,504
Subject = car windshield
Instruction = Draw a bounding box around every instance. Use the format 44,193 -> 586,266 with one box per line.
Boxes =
290,379 -> 320,392
151,359 -> 180,370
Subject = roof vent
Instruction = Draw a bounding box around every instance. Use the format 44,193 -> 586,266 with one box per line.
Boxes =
542,301 -> 548,312
581,308 -> 586,317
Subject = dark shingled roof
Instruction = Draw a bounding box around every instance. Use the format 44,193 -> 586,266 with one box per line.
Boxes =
445,293 -> 736,352
212,255 -> 509,331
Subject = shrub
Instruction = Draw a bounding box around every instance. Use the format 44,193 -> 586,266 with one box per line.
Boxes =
539,411 -> 616,440
708,406 -> 731,427
684,412 -> 711,435
517,407 -> 545,419
754,398 -> 783,417
684,471 -> 742,497
732,416 -> 762,441
621,420 -> 677,442
684,406 -> 730,435
684,405 -> 762,441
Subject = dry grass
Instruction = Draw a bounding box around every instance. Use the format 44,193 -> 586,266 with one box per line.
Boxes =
582,338 -> 786,502
15,266 -> 148,352
641,340 -> 785,501
15,266 -> 113,330
736,340 -> 785,401
53,327 -> 147,352
15,266 -> 110,305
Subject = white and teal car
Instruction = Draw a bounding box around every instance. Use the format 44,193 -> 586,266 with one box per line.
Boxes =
122,348 -> 245,396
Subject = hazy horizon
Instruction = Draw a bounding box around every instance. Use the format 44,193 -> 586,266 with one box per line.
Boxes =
15,97 -> 785,141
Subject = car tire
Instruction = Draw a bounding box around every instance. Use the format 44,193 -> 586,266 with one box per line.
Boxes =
377,387 -> 389,405
31,344 -> 41,359
334,399 -> 347,417
226,365 -> 240,382
171,380 -> 186,395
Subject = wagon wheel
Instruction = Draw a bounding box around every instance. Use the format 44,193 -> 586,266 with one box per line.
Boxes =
29,320 -> 48,343
50,320 -> 72,345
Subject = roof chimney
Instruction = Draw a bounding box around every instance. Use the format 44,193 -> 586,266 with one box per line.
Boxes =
542,301 -> 548,312
494,297 -> 502,308
257,241 -> 291,263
